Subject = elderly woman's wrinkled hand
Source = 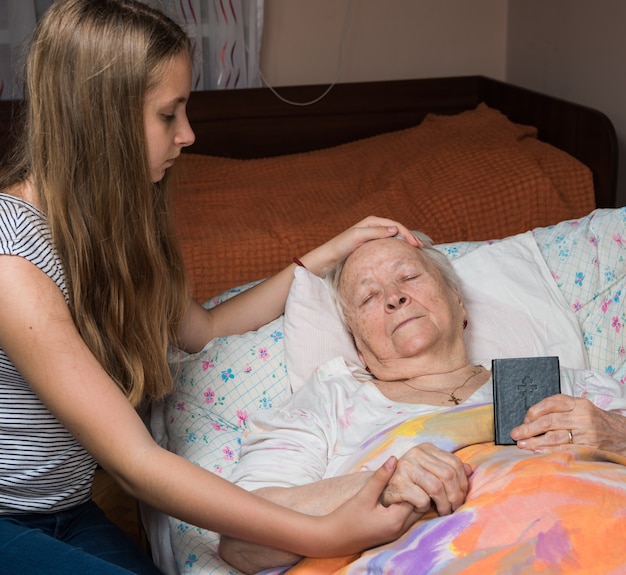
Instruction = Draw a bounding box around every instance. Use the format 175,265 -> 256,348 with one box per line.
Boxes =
379,443 -> 472,516
511,394 -> 626,455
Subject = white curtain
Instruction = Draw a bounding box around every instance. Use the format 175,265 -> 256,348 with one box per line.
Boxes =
152,0 -> 264,90
0,0 -> 263,100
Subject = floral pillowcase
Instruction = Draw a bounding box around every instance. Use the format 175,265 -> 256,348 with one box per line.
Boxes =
533,208 -> 626,382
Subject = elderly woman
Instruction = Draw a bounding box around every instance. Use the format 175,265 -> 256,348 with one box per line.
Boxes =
220,233 -> 626,574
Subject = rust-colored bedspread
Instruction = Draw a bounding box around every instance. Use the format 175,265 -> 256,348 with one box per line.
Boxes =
171,104 -> 595,301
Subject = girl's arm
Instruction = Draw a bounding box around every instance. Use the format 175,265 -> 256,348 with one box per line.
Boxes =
0,254 -> 416,557
220,473 -> 374,574
178,216 -> 421,352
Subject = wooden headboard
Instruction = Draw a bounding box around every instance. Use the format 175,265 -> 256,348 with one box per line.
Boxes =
0,75 -> 617,207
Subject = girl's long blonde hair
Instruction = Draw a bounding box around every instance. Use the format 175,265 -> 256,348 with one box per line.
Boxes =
1,0 -> 191,406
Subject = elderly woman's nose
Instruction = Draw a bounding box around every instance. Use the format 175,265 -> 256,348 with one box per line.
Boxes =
385,291 -> 408,310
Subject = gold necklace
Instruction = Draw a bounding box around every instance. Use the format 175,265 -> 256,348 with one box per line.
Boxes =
397,365 -> 484,405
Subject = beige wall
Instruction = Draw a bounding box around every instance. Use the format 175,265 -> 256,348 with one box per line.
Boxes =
506,0 -> 626,206
261,0 -> 507,86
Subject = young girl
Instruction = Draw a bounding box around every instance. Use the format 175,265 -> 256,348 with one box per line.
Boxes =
0,1 -> 420,573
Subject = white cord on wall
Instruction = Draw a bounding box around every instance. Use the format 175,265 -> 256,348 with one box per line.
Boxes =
258,0 -> 355,107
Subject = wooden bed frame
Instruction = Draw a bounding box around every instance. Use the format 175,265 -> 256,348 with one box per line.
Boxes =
0,75 -> 618,207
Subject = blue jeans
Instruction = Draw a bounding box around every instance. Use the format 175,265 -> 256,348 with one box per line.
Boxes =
0,499 -> 163,574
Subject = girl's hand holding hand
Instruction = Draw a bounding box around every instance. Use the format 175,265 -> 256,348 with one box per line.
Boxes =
380,443 -> 471,516
314,456 -> 419,558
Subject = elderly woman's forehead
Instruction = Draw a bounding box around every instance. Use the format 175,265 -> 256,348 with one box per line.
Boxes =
350,237 -> 420,261
342,238 -> 424,278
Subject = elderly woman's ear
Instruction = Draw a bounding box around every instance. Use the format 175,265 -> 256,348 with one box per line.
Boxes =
459,299 -> 468,330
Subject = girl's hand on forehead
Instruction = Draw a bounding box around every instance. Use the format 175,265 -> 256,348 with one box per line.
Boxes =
349,216 -> 422,248
299,216 -> 422,276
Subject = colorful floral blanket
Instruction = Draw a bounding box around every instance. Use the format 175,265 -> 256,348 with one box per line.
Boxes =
266,404 -> 626,575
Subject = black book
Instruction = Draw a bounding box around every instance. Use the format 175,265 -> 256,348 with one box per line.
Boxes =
492,356 -> 561,445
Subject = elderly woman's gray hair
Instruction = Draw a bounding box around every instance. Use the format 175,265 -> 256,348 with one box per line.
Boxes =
324,231 -> 462,329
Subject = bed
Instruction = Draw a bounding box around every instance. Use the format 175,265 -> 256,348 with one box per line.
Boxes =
135,75 -> 625,575
2,75 -> 623,574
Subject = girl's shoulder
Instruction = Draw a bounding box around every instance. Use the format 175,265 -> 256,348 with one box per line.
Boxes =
0,191 -> 46,241
0,190 -> 65,298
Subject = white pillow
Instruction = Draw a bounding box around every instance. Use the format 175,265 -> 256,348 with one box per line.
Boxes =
284,231 -> 588,392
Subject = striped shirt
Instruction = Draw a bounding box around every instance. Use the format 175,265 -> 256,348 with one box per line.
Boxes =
0,193 -> 96,513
